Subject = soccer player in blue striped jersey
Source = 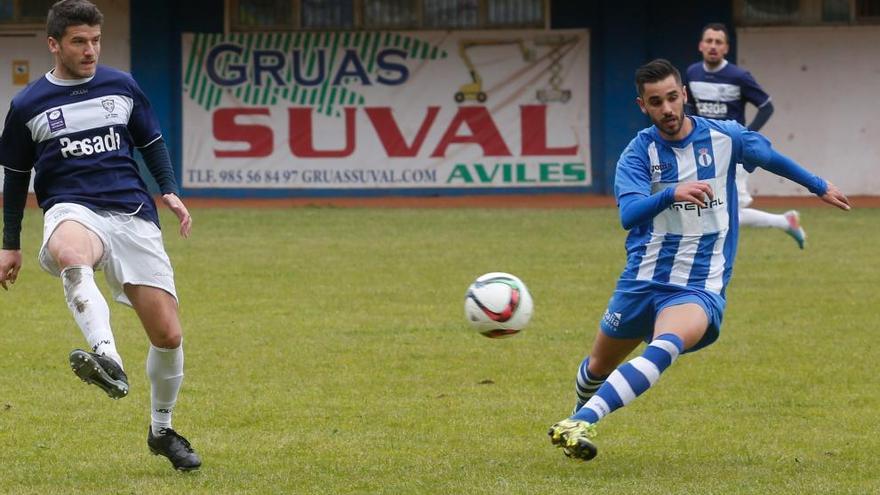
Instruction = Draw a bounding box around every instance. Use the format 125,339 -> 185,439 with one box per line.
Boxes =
548,59 -> 850,462
684,23 -> 808,249
0,0 -> 199,471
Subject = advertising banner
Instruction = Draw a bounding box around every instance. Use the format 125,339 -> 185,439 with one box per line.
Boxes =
181,30 -> 590,190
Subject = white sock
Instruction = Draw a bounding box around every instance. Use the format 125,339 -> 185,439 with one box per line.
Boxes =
147,343 -> 184,435
739,208 -> 789,229
60,265 -> 123,369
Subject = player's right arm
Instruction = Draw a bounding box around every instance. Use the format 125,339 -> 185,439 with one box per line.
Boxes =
614,136 -> 714,230
0,102 -> 36,290
0,169 -> 29,290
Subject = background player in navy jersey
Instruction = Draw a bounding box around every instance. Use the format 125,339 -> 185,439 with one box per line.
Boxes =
0,0 -> 199,471
548,59 -> 849,461
684,23 -> 808,249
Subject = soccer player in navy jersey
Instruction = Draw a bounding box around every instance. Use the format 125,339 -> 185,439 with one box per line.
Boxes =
548,59 -> 850,461
684,23 -> 808,249
0,0 -> 199,471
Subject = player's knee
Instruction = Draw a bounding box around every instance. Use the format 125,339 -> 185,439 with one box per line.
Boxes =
152,331 -> 181,349
587,355 -> 619,377
54,246 -> 95,269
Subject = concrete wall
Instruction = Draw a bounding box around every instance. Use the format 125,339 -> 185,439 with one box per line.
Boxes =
739,26 -> 880,196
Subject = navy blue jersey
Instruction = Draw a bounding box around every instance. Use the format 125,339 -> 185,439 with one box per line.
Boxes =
0,65 -> 161,226
684,60 -> 771,125
614,116 -> 773,303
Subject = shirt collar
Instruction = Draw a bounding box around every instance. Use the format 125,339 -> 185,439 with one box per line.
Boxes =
45,68 -> 96,86
702,59 -> 728,73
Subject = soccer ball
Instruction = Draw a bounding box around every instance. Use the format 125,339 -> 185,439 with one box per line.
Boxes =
464,272 -> 533,338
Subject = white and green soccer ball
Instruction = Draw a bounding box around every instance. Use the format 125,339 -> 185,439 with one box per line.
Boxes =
464,272 -> 533,338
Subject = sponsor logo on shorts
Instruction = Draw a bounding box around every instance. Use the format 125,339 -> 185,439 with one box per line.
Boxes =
603,309 -> 622,329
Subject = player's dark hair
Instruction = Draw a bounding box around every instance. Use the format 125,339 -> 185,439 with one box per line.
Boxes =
634,59 -> 682,96
47,0 -> 103,40
701,22 -> 730,42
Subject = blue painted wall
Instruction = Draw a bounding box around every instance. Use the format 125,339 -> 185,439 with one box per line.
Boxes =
550,1 -> 732,194
131,0 -> 223,193
131,0 -> 731,196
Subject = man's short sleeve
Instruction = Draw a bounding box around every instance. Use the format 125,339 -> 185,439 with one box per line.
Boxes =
614,137 -> 652,200
0,103 -> 35,171
740,70 -> 771,108
126,77 -> 162,147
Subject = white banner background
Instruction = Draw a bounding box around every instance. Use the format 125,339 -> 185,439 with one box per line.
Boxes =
181,30 -> 590,190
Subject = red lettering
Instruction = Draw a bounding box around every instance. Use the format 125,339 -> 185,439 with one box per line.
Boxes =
431,106 -> 511,158
288,107 -> 356,157
520,105 -> 578,156
212,108 -> 272,157
365,107 -> 439,157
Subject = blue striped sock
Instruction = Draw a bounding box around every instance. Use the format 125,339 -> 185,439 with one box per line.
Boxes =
572,333 -> 684,424
574,357 -> 607,413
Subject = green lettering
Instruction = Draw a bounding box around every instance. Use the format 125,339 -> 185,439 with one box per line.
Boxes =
563,162 -> 587,182
539,162 -> 560,182
515,163 -> 536,183
474,163 -> 502,183
446,164 -> 474,183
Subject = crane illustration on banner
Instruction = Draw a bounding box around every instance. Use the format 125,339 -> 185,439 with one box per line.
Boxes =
453,38 -> 534,103
453,34 -> 580,104
534,34 -> 579,103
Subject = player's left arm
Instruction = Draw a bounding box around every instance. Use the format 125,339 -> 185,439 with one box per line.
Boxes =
127,76 -> 193,238
742,132 -> 851,210
136,138 -> 192,238
741,70 -> 773,132
161,192 -> 192,238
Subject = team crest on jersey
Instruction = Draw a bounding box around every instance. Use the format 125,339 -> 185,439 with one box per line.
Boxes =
697,148 -> 713,167
101,98 -> 118,119
46,108 -> 66,132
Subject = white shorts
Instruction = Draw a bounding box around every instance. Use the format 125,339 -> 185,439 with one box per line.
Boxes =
39,202 -> 177,307
735,163 -> 753,209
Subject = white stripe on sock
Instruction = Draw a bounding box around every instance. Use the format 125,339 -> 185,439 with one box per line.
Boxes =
606,369 -> 636,405
584,396 -> 611,421
649,339 -> 681,360
629,356 -> 661,385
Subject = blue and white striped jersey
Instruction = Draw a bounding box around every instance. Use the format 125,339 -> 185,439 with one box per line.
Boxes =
614,116 -> 772,303
0,65 -> 161,226
684,60 -> 770,125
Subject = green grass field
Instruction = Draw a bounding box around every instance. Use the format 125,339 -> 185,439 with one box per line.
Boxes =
0,205 -> 877,494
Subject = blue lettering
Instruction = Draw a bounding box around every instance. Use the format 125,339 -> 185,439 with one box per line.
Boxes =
332,49 -> 371,86
206,44 -> 247,86
292,50 -> 326,87
253,50 -> 286,86
376,48 -> 409,86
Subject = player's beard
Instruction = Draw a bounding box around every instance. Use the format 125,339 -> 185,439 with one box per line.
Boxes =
59,53 -> 96,79
655,109 -> 685,139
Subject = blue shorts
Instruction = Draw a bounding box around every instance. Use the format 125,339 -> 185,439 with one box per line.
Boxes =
599,279 -> 725,353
